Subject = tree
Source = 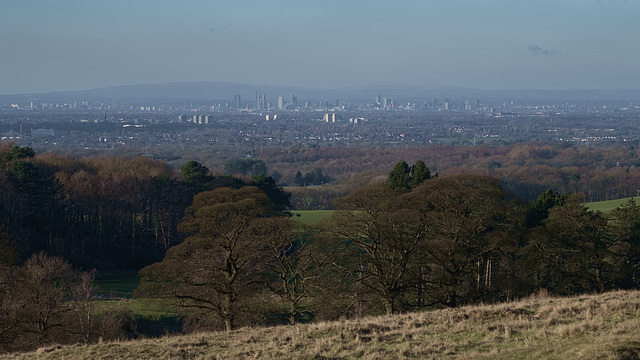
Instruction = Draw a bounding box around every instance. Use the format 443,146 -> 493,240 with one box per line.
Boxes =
251,161 -> 267,176
16,253 -> 75,346
0,146 -> 35,169
5,160 -> 62,253
524,188 -> 569,228
386,161 -> 411,191
223,159 -> 267,177
329,182 -> 429,314
250,174 -> 291,211
409,160 -> 431,188
304,168 -> 326,186
253,217 -> 330,325
137,187 -> 274,332
148,174 -> 190,259
293,168 -> 328,187
386,160 -> 431,191
605,198 -> 640,288
294,171 -> 304,186
0,263 -> 19,351
270,171 -> 282,184
529,194 -> 613,294
0,225 -> 17,267
180,160 -> 214,197
0,227 -> 17,349
71,269 -> 97,344
415,174 -> 510,307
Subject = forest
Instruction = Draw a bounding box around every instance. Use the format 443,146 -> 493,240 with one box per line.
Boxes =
2,140 -> 640,353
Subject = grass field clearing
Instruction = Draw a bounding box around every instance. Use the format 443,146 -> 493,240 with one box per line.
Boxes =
94,270 -> 141,298
291,210 -> 334,225
586,196 -> 639,214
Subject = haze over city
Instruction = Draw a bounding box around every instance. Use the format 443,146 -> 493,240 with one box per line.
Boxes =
2,0 -> 639,95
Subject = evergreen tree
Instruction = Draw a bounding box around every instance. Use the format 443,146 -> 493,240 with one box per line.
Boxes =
410,160 -> 431,188
180,161 -> 213,197
386,161 -> 411,191
294,171 -> 304,186
250,174 -> 291,211
0,146 -> 35,169
524,189 -> 569,228
610,198 -> 640,288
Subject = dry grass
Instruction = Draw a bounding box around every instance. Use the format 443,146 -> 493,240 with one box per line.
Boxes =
4,290 -> 640,359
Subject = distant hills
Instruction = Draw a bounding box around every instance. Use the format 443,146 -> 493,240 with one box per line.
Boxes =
2,82 -> 640,103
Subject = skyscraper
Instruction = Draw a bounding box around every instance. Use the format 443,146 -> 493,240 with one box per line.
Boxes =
277,96 -> 284,110
234,94 -> 241,110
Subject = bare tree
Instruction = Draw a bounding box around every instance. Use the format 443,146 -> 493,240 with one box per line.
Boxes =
71,269 -> 97,344
17,252 -> 75,346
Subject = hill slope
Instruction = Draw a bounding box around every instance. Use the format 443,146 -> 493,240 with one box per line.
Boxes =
4,290 -> 640,359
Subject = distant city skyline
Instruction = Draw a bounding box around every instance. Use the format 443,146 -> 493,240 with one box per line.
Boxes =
1,0 -> 639,95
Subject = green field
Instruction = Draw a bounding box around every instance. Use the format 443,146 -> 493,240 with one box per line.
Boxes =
586,196 -> 639,214
291,210 -> 334,225
94,270 -> 141,298
95,298 -> 179,321
289,197 -> 638,223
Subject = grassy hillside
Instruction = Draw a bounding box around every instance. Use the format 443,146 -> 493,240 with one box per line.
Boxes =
586,196 -> 639,214
5,290 -> 640,359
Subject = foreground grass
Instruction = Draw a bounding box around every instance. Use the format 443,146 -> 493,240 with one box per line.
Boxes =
5,290 -> 640,359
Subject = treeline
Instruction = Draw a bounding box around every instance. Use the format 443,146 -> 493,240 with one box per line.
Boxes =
0,142 -> 289,269
135,164 -> 640,333
261,143 -> 640,204
293,167 -> 329,186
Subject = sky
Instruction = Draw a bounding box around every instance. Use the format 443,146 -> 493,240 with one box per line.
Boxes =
1,0 -> 639,94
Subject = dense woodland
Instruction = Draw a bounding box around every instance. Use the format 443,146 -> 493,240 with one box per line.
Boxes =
2,140 -> 640,352
264,143 -> 640,208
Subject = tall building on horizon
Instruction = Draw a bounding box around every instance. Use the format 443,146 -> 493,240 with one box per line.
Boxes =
234,94 -> 241,110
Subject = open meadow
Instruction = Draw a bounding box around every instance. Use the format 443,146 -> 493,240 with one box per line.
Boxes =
291,210 -> 334,225
586,197 -> 640,215
4,289 -> 640,360
289,197 -> 635,224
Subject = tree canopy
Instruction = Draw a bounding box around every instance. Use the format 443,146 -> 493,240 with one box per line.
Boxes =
138,187 -> 275,331
386,160 -> 431,191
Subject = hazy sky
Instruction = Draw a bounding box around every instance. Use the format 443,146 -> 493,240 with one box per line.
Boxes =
1,0 -> 639,94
